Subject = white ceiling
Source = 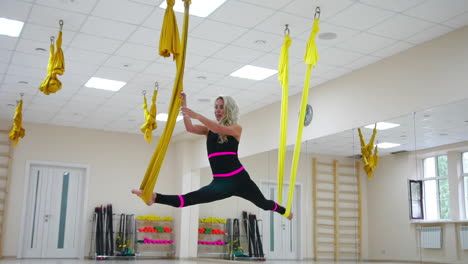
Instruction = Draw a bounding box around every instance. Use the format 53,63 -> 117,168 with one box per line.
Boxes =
299,98 -> 468,157
0,0 -> 468,137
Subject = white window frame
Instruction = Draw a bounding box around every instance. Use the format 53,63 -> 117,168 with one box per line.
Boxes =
421,155 -> 449,220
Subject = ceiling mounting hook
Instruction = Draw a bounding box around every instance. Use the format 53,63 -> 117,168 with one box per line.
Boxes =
314,7 -> 321,19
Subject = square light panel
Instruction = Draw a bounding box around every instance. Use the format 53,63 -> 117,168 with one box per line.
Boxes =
159,0 -> 226,18
156,113 -> 183,122
365,122 -> 400,130
0,18 -> 24,37
376,142 -> 401,149
230,65 -> 278,81
85,77 -> 126,91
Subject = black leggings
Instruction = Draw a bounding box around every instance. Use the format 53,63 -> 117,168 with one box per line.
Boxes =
155,170 -> 286,215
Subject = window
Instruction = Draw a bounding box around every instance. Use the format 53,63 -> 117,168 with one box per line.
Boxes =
422,155 -> 450,220
463,152 -> 468,219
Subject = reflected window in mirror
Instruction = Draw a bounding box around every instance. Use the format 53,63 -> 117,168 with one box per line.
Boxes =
463,152 -> 468,219
422,155 -> 450,220
409,180 -> 423,219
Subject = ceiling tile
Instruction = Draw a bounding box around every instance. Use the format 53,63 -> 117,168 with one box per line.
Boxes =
104,56 -> 151,73
143,7 -> 204,32
319,67 -> 352,80
232,30 -> 283,53
0,63 -> 7,74
209,1 -> 275,28
406,24 -> 454,44
0,50 -> 12,63
80,16 -> 138,41
237,0 -> 292,10
128,27 -> 160,47
65,47 -> 110,65
15,38 -> 53,57
327,3 -> 395,31
19,24 -> 76,46
115,43 -> 159,61
35,0 -> 97,14
143,61 -> 176,78
404,0 -> 468,23
28,5 -> 87,31
442,11 -> 468,28
94,67 -> 137,82
69,33 -> 123,54
335,32 -> 396,54
184,69 -> 225,85
92,0 -> 154,24
10,52 -> 48,69
284,0 -> 354,20
0,0 -> 32,21
190,20 -> 249,44
75,86 -> 116,99
186,37 -> 226,57
66,59 -> 100,76
318,47 -> 362,66
196,58 -> 244,75
360,0 -> 425,12
213,75 -> 257,89
212,45 -> 265,64
255,11 -> 316,36
368,14 -> 434,40
7,64 -> 44,79
344,55 -> 381,70
299,22 -> 360,47
0,36 -> 19,51
372,41 -> 414,57
184,54 -> 207,68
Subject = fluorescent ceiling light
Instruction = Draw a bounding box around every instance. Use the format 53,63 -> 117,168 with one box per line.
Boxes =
159,0 -> 226,18
365,122 -> 400,130
376,142 -> 401,149
85,77 -> 126,91
230,65 -> 278,81
156,113 -> 183,122
0,18 -> 24,37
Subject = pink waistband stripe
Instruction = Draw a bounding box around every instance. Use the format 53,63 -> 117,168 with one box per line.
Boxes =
178,195 -> 184,208
213,166 -> 244,177
208,152 -> 237,159
272,202 -> 278,212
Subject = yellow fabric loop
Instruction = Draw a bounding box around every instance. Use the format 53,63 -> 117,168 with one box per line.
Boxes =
141,90 -> 158,143
358,126 -> 379,179
39,44 -> 62,95
159,0 -> 181,60
9,99 -> 25,147
53,31 -> 65,76
276,33 -> 291,205
283,18 -> 320,218
139,0 -> 191,204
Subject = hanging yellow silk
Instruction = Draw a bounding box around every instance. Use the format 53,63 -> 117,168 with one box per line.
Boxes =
276,33 -> 291,205
358,125 -> 379,179
39,44 -> 61,95
53,31 -> 65,76
283,18 -> 320,218
159,0 -> 181,60
9,99 -> 25,147
138,0 -> 191,204
141,90 -> 158,143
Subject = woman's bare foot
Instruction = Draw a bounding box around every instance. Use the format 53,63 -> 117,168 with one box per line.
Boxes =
131,189 -> 156,206
287,212 -> 294,220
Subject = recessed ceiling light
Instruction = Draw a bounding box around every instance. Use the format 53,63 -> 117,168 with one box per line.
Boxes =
423,114 -> 431,118
128,119 -> 136,122
159,0 -> 226,18
85,77 -> 126,91
123,64 -> 130,68
318,32 -> 337,40
0,18 -> 24,37
197,76 -> 207,80
230,65 -> 277,81
156,113 -> 183,122
197,98 -> 210,103
439,133 -> 448,136
35,47 -> 46,52
376,142 -> 401,149
365,122 -> 400,130
18,81 -> 28,84
255,40 -> 266,45
7,104 -> 15,107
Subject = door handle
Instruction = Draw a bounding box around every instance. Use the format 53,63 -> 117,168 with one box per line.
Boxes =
44,214 -> 51,222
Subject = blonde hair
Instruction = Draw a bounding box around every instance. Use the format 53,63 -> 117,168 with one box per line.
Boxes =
215,95 -> 239,143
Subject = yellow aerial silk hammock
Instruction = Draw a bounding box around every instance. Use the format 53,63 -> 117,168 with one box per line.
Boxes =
277,8 -> 321,217
39,20 -> 65,95
138,0 -> 191,204
358,125 -> 379,179
141,88 -> 158,144
9,96 -> 25,147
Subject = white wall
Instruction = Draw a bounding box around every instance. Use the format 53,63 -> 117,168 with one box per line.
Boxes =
1,122 -> 178,257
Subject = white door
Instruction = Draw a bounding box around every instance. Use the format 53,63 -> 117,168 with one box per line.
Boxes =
22,165 -> 85,258
261,182 -> 299,259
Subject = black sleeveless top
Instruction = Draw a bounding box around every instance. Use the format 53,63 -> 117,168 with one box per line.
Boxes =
206,131 -> 243,176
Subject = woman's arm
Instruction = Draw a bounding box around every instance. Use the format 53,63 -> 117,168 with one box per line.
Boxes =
181,107 -> 242,140
180,92 -> 208,136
